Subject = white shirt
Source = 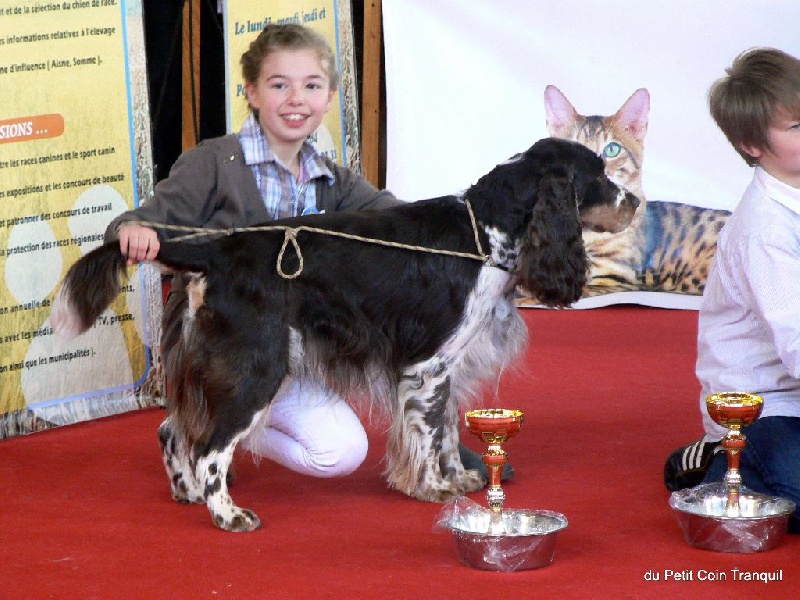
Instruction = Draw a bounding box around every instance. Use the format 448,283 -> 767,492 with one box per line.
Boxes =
697,167 -> 800,439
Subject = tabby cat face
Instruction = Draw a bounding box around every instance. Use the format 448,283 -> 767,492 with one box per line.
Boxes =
544,85 -> 650,199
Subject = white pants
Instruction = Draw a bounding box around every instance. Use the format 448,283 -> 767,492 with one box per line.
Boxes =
239,379 -> 369,478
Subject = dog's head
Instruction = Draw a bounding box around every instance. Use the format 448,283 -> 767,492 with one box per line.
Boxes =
469,137 -> 638,307
524,137 -> 640,235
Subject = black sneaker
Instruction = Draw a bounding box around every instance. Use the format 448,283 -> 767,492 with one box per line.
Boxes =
664,436 -> 722,491
459,443 -> 515,481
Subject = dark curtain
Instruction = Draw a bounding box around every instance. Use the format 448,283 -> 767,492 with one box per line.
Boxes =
142,0 -> 225,182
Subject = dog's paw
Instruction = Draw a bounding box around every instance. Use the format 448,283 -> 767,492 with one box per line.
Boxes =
211,507 -> 261,532
455,468 -> 487,494
169,473 -> 206,504
410,476 -> 469,503
171,488 -> 205,505
411,468 -> 488,502
411,487 -> 459,503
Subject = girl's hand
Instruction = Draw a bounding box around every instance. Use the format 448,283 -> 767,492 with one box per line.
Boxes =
118,223 -> 160,265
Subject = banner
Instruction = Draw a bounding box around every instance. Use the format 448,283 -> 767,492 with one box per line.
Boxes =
222,0 -> 360,170
383,1 -> 800,309
0,0 -> 159,437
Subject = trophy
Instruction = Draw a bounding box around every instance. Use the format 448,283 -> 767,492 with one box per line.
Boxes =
464,408 -> 524,512
438,407 -> 568,571
669,391 -> 795,553
705,392 -> 763,516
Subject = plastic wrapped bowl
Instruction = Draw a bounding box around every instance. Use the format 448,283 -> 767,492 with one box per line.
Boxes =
438,497 -> 567,571
669,483 -> 795,553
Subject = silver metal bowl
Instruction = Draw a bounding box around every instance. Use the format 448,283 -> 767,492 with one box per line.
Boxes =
669,483 -> 795,553
442,508 -> 568,571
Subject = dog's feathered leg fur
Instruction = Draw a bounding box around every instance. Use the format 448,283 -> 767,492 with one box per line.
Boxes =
190,288 -> 292,531
194,413 -> 265,532
157,275 -> 211,505
158,414 -> 205,503
156,265 -> 295,531
385,267 -> 526,500
387,357 -> 485,499
192,396 -> 278,531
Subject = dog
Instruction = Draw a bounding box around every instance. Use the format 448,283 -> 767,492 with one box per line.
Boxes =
51,137 -> 638,532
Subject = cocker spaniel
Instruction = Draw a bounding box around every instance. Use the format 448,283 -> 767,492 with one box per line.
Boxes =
52,137 -> 638,531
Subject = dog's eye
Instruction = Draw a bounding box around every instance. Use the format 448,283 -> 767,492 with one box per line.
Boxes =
602,142 -> 621,159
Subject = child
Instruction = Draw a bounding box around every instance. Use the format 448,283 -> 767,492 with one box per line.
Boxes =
107,24 -> 504,482
664,47 -> 800,532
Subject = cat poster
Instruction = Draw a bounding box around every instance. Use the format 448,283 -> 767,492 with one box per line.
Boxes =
382,0 -> 799,308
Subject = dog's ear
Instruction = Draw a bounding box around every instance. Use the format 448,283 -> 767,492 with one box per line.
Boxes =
518,172 -> 588,307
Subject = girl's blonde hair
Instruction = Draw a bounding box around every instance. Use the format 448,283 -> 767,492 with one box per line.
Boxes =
240,23 -> 339,91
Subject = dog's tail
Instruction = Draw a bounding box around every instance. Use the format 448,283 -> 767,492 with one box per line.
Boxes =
51,238 -> 217,340
50,243 -> 131,339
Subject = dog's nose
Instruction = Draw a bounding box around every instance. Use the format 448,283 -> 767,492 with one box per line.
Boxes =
615,187 -> 639,210
615,192 -> 640,231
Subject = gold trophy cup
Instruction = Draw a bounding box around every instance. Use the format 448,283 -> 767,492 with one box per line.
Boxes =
464,408 -> 524,512
441,407 -> 568,570
705,392 -> 763,516
670,391 -> 795,553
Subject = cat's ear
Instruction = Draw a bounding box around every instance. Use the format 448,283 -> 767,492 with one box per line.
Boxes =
544,85 -> 579,138
614,88 -> 650,143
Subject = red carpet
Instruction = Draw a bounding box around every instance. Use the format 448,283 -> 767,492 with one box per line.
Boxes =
1,306 -> 797,599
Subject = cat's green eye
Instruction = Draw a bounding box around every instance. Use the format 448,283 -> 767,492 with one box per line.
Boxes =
603,142 -> 622,159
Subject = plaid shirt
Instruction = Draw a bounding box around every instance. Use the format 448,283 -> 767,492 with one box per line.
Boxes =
238,113 -> 334,219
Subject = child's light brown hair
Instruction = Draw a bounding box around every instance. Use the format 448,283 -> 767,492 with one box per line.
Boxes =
709,47 -> 800,167
240,23 -> 339,91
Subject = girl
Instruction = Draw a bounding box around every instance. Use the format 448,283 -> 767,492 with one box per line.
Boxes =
108,23 -> 398,478
107,23 -> 505,483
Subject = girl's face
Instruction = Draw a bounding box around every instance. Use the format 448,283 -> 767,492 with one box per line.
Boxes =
245,48 -> 334,153
743,106 -> 800,188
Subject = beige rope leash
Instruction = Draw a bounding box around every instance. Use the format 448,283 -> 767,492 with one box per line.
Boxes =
136,200 -> 494,279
